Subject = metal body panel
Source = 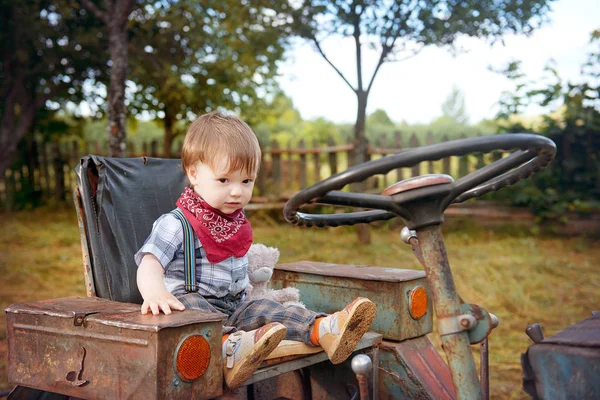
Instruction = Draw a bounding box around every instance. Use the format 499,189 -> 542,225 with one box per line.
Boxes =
528,345 -> 600,400
525,314 -> 600,400
6,297 -> 225,400
251,370 -> 307,400
540,313 -> 600,348
378,336 -> 456,399
276,261 -> 426,282
272,262 -> 432,341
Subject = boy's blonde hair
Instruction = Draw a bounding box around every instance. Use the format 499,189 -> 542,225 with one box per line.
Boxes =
181,111 -> 261,176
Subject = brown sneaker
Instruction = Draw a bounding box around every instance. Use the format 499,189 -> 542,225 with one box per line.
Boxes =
317,298 -> 376,364
223,322 -> 287,389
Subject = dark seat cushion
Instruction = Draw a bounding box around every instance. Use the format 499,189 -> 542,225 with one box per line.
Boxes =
77,155 -> 188,303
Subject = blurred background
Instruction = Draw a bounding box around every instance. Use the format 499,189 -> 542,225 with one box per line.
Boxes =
1,0 -> 598,398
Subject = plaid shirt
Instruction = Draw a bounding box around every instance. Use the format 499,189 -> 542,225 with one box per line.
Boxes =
134,212 -> 249,298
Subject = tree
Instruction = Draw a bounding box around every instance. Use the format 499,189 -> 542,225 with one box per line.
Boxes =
0,0 -> 107,177
81,0 -> 136,157
491,29 -> 600,221
441,85 -> 468,124
253,92 -> 304,145
366,109 -> 395,142
287,0 -> 554,243
128,1 -> 288,156
367,108 -> 394,126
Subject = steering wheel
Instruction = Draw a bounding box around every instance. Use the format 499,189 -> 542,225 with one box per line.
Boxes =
284,134 -> 556,230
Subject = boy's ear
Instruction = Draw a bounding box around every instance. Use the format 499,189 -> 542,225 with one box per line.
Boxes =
186,165 -> 197,186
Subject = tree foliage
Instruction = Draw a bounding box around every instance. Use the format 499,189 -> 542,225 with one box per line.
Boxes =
441,85 -> 468,124
128,0 -> 289,155
491,29 -> 600,221
0,0 -> 108,177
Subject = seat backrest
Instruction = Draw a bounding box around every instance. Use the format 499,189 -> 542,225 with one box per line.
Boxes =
76,155 -> 188,303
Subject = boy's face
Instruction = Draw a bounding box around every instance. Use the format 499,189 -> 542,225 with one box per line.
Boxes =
187,158 -> 256,214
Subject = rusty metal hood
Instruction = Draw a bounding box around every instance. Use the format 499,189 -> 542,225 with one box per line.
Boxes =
276,261 -> 425,282
539,313 -> 600,348
5,296 -> 225,332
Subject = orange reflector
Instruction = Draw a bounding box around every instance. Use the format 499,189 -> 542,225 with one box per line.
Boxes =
176,335 -> 211,381
408,286 -> 428,320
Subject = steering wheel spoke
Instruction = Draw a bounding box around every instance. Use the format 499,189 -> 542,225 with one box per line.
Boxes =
318,191 -> 402,213
295,209 -> 397,228
446,149 -> 537,207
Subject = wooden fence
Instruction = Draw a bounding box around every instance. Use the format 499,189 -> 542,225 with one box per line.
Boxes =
1,132 -> 502,211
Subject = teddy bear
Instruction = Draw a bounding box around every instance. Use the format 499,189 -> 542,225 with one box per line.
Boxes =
246,243 -> 305,308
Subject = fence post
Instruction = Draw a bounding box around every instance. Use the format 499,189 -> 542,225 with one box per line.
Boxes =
129,142 -> 136,158
4,170 -> 15,212
256,143 -> 267,197
475,133 -> 485,170
52,142 -> 66,202
327,137 -> 338,176
313,139 -> 321,185
24,139 -> 37,190
299,139 -> 307,189
288,141 -> 294,192
40,141 -> 50,197
426,132 -> 434,174
72,140 -> 80,164
69,140 -> 79,190
271,139 -> 281,196
491,149 -> 502,164
394,131 -> 403,182
458,133 -> 469,178
441,135 -> 451,176
379,136 -> 388,188
409,133 -> 420,178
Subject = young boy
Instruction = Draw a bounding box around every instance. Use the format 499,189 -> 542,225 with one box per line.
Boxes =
135,111 -> 376,389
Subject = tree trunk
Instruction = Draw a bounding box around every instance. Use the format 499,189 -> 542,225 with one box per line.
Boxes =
0,91 -> 36,180
163,111 -> 174,158
353,90 -> 371,244
106,17 -> 129,157
353,90 -> 369,166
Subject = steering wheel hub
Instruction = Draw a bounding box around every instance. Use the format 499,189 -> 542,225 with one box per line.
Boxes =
382,174 -> 454,196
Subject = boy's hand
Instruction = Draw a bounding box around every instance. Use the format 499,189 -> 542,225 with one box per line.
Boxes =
137,253 -> 186,315
141,292 -> 186,315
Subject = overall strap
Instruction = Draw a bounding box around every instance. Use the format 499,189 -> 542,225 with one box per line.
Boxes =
171,208 -> 198,292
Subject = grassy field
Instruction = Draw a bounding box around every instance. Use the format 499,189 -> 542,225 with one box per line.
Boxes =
0,206 -> 598,398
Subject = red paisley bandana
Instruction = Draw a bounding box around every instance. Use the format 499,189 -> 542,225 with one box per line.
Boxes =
176,187 -> 252,264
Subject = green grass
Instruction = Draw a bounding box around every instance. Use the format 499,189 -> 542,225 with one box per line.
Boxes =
1,207 -> 599,398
